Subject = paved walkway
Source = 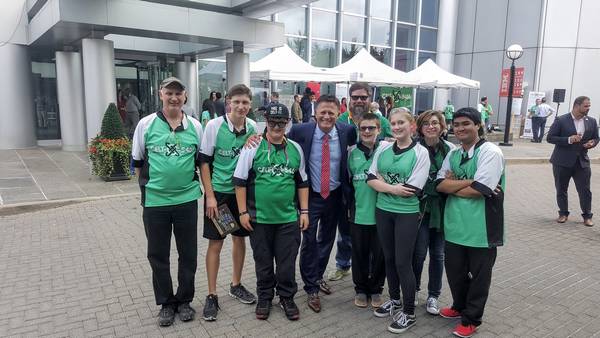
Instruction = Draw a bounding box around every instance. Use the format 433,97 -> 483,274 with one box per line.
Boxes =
1,163 -> 599,337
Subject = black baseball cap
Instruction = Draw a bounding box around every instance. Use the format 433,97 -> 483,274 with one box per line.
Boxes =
265,103 -> 290,120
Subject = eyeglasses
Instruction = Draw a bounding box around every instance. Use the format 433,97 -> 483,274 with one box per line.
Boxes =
422,121 -> 441,128
359,126 -> 377,132
267,121 -> 288,129
350,95 -> 369,101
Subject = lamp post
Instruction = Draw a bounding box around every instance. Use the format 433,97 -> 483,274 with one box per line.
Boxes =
499,44 -> 523,147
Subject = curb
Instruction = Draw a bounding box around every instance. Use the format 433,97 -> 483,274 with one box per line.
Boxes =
0,193 -> 138,216
505,158 -> 600,165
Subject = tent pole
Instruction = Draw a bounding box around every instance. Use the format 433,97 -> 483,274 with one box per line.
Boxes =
432,87 -> 437,110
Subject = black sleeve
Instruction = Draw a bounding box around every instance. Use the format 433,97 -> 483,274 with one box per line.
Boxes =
199,152 -> 214,164
132,159 -> 144,168
366,173 -> 378,181
232,177 -> 247,187
470,181 -> 494,197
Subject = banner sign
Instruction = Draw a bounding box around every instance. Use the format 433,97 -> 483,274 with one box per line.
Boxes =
499,67 -> 525,97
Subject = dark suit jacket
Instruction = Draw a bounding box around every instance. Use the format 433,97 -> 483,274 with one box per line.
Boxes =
547,113 -> 599,168
287,121 -> 357,202
214,100 -> 225,117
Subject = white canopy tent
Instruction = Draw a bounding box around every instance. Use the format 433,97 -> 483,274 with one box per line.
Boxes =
404,59 -> 480,89
250,45 -> 347,82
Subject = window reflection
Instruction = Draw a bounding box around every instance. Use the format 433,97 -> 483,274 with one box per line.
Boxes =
371,0 -> 392,19
278,7 -> 306,36
287,37 -> 308,60
397,0 -> 417,23
342,43 -> 364,63
418,51 -> 436,65
343,0 -> 366,15
371,19 -> 392,46
419,28 -> 437,51
312,40 -> 337,67
370,47 -> 392,66
396,24 -> 416,49
395,50 -> 415,71
312,10 -> 337,40
421,0 -> 439,27
312,0 -> 337,10
343,15 -> 365,43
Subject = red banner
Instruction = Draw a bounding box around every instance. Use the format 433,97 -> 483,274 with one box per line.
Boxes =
499,67 -> 524,97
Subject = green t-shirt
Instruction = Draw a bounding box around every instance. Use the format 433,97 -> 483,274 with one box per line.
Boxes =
419,138 -> 455,229
479,103 -> 493,120
131,112 -> 203,207
444,104 -> 455,120
528,105 -> 539,117
367,141 -> 430,214
233,138 -> 308,224
201,110 -> 211,127
348,141 -> 390,225
437,140 -> 505,248
338,111 -> 393,139
199,114 -> 257,194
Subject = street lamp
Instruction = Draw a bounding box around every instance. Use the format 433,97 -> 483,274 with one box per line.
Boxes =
499,44 -> 524,146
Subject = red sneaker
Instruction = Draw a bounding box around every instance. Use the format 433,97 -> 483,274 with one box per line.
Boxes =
453,323 -> 477,337
439,307 -> 461,319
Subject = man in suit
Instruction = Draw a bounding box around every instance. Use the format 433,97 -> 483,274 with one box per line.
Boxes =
287,95 -> 357,312
547,96 -> 599,227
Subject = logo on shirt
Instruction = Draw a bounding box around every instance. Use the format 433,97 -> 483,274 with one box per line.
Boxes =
256,164 -> 295,177
385,172 -> 407,185
217,146 -> 242,159
353,169 -> 369,181
149,144 -> 195,157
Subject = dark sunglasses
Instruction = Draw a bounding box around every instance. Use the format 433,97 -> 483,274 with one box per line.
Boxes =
350,95 -> 369,101
359,126 -> 377,132
267,121 -> 288,128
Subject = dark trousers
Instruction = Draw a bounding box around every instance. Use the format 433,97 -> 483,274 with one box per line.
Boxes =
445,241 -> 497,327
300,188 -> 343,294
249,222 -> 301,301
553,162 -> 593,219
142,200 -> 198,306
350,223 -> 386,295
412,214 -> 445,298
375,208 -> 419,315
531,117 -> 547,142
335,213 -> 352,271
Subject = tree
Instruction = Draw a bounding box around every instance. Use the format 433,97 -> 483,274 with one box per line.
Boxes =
100,103 -> 126,139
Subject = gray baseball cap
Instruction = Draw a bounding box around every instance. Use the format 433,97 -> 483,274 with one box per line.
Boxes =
160,77 -> 186,90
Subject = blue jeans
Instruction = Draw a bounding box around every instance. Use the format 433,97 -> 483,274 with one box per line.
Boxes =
412,214 -> 445,298
335,214 -> 352,270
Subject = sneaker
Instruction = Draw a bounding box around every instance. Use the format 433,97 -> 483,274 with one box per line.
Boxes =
158,305 -> 176,327
388,311 -> 416,334
370,294 -> 384,308
440,307 -> 461,319
279,297 -> 300,320
414,291 -> 419,306
373,299 -> 402,318
327,268 -> 351,281
453,323 -> 478,337
229,283 -> 256,304
255,299 -> 272,320
354,293 -> 368,308
177,302 -> 196,322
202,294 -> 220,321
318,279 -> 332,295
426,297 -> 440,315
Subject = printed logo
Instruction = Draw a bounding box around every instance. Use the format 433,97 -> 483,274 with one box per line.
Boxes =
256,164 -> 295,177
385,172 -> 406,185
353,169 -> 370,181
217,146 -> 242,159
149,144 -> 195,157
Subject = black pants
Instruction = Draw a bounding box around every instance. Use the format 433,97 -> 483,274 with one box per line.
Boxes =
531,117 -> 547,142
553,162 -> 593,219
375,208 -> 419,315
143,200 -> 198,306
445,241 -> 497,327
249,222 -> 301,301
350,223 -> 386,295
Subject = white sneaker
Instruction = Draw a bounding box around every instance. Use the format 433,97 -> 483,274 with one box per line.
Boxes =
426,296 -> 440,315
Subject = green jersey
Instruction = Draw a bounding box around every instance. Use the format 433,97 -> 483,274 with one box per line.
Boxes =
199,114 -> 257,194
444,104 -> 455,120
478,103 -> 493,120
338,111 -> 393,139
368,141 -> 430,214
437,140 -> 505,248
132,112 -> 203,207
233,138 -> 308,224
348,141 -> 390,225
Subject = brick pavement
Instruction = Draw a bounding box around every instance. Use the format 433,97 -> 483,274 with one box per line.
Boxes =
1,164 -> 599,337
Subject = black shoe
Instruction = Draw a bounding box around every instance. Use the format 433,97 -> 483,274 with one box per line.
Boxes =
255,299 -> 272,320
202,294 -> 220,321
280,297 -> 300,320
158,305 -> 176,327
229,283 -> 257,304
177,302 -> 196,322
388,312 -> 416,334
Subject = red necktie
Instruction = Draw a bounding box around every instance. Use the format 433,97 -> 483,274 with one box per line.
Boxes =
321,134 -> 330,199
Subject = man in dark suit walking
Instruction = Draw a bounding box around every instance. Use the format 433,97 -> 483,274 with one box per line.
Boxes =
547,96 -> 599,227
287,95 -> 357,312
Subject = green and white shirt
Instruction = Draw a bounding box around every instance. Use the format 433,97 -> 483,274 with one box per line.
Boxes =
436,140 -> 505,248
132,111 -> 203,207
367,140 -> 430,214
233,138 -> 308,224
444,104 -> 455,120
348,141 -> 390,225
199,114 -> 257,194
338,111 -> 393,139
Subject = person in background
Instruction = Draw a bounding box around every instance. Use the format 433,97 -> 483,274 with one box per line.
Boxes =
123,87 -> 142,138
532,97 -> 556,143
270,91 -> 280,104
202,91 -> 217,119
214,92 -> 226,117
340,97 -> 348,114
300,88 -> 313,123
378,97 -> 386,116
477,97 -> 493,133
444,100 -> 455,134
385,97 -> 394,118
370,102 -> 383,116
291,94 -> 302,124
225,94 -> 232,114
182,97 -> 198,120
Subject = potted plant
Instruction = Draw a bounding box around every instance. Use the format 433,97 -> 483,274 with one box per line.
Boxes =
89,103 -> 132,181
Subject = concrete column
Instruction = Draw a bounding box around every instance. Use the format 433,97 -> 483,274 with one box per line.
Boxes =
81,39 -> 117,140
435,0 -> 459,109
175,60 -> 199,112
56,51 -> 87,151
226,52 -> 250,89
0,43 -> 36,149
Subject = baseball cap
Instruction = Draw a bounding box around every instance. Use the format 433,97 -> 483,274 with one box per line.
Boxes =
265,102 -> 290,120
160,77 -> 186,90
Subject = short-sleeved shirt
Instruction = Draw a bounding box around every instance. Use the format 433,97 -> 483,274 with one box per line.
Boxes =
367,141 -> 430,214
478,103 -> 493,120
348,141 -> 390,225
338,111 -> 393,139
436,140 -> 505,248
444,104 -> 455,120
233,138 -> 308,224
131,111 -> 203,207
199,114 -> 257,194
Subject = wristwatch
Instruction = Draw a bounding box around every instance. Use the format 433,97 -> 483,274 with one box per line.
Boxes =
239,211 -> 249,217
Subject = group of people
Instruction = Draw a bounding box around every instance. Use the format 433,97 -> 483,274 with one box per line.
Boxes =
131,75 -> 597,337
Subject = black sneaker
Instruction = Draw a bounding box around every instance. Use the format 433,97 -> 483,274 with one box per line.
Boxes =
202,294 -> 220,321
158,305 -> 176,327
229,283 -> 256,304
388,312 -> 416,334
373,299 -> 402,318
279,297 -> 300,321
255,299 -> 272,320
177,302 -> 196,322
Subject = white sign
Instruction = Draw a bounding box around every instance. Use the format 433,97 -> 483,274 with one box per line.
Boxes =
335,83 -> 349,102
